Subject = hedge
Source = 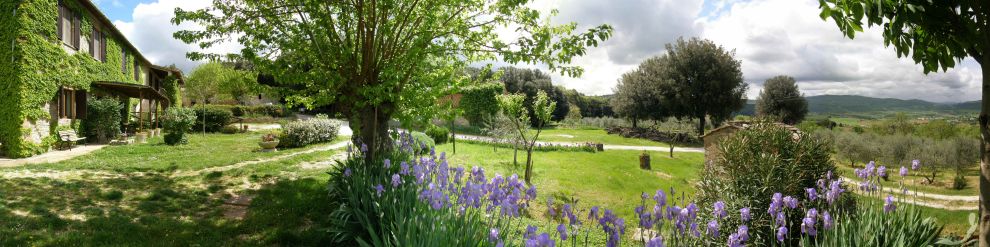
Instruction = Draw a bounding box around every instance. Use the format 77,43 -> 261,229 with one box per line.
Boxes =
459,82 -> 503,126
192,107 -> 233,133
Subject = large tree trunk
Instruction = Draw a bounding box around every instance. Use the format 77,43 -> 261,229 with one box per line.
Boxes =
349,104 -> 394,164
697,114 -> 707,136
980,57 -> 990,247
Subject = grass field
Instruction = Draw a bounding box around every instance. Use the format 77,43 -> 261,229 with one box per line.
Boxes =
532,128 -> 687,147
435,141 -> 704,224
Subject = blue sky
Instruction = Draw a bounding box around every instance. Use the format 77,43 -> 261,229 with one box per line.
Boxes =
106,0 -> 983,102
90,0 -> 143,22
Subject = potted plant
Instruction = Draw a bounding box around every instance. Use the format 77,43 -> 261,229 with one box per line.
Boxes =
135,131 -> 148,144
259,132 -> 280,152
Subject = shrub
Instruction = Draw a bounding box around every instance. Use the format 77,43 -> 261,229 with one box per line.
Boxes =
192,107 -> 233,133
953,174 -> 968,190
83,98 -> 122,143
162,108 -> 196,145
231,106 -> 245,117
278,117 -> 340,148
697,121 -> 845,245
221,125 -> 241,134
255,104 -> 291,118
409,131 -> 435,153
425,125 -> 450,144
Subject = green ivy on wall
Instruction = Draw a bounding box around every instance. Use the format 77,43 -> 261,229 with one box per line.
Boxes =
1,0 -> 148,158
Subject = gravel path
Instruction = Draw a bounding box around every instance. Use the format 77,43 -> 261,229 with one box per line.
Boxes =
453,134 -> 705,153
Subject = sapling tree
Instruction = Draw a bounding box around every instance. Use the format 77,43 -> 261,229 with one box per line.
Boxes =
498,91 -> 556,184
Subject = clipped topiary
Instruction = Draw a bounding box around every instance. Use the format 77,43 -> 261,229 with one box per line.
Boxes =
425,125 -> 450,144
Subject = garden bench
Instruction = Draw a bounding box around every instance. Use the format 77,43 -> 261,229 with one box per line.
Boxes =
57,130 -> 86,150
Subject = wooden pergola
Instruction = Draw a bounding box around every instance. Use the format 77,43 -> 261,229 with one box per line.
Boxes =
91,81 -> 171,132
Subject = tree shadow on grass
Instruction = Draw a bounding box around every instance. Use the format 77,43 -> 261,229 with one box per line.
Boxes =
0,173 -> 336,246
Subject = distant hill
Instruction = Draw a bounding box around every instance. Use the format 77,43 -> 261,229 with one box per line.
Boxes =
736,95 -> 979,116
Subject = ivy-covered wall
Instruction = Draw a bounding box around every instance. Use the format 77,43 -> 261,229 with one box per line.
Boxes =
1,0 -> 151,158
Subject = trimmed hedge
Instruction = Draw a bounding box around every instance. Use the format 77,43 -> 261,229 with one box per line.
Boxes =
192,107 -> 233,133
278,117 -> 340,148
425,125 -> 450,144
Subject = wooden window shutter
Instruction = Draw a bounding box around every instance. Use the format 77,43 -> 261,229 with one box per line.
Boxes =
56,1 -> 64,39
75,90 -> 88,119
71,11 -> 81,49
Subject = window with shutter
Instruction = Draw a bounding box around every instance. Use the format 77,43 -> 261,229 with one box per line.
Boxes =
75,90 -> 88,119
58,1 -> 74,47
56,88 -> 79,119
90,27 -> 106,62
71,11 -> 81,49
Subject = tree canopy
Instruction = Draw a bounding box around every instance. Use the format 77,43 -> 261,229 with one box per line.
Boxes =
173,0 -> 612,158
755,75 -> 808,125
613,37 -> 746,134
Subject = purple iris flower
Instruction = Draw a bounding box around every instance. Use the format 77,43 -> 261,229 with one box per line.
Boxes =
806,188 -> 817,201
900,166 -> 908,177
912,159 -> 921,170
776,226 -> 788,243
373,184 -> 384,197
384,159 -> 391,169
713,201 -> 727,219
706,220 -> 719,238
391,174 -> 401,187
646,237 -> 664,247
654,189 -> 667,206
556,224 -> 567,241
884,195 -> 897,213
822,211 -> 833,229
343,168 -> 352,177
739,207 -> 751,222
878,165 -> 887,177
489,228 -> 499,242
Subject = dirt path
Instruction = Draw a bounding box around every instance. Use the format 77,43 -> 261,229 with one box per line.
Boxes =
0,145 -> 107,167
840,177 -> 977,210
454,134 -> 706,153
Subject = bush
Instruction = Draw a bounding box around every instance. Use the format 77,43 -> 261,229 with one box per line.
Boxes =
83,98 -> 122,143
231,106 -> 245,117
953,174 -> 968,190
221,125 -> 241,134
192,107 -> 233,133
162,108 -> 196,145
409,131 -> 435,153
697,121 -> 845,245
255,104 -> 291,118
278,117 -> 340,148
425,125 -> 450,144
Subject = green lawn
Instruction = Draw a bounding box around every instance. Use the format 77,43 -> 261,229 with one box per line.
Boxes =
0,133 -> 345,246
435,141 -> 704,225
1,133 -> 345,173
532,128 -> 686,147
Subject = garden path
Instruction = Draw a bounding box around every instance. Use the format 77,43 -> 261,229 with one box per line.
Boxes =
840,177 -> 978,210
453,133 -> 706,153
0,145 -> 107,167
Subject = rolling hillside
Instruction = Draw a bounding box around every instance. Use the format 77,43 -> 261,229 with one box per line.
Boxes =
736,95 -> 979,116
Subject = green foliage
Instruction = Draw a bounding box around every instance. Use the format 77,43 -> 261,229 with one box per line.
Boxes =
173,0 -> 612,158
459,82 -> 504,126
220,125 -> 241,134
192,107 -> 233,133
162,108 -> 196,145
806,202 -> 942,246
626,37 -> 747,135
499,67 -> 571,124
1,0 -> 149,157
185,62 -> 228,103
818,0 -> 984,74
277,117 -> 340,148
498,91 -> 556,183
162,75 -> 182,107
611,62 -> 666,127
83,98 -> 122,143
698,121 -> 841,245
425,125 -> 450,144
561,88 -> 613,118
755,75 -> 808,125
410,132 -> 435,153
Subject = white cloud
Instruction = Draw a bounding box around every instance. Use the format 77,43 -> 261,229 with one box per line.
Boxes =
700,0 -> 981,102
113,0 -> 240,73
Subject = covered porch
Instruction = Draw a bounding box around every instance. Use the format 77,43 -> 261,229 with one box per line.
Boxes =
90,81 -> 172,133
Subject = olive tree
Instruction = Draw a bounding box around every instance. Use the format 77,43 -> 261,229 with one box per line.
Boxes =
818,1 -> 989,242
173,0 -> 612,161
755,75 -> 808,125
